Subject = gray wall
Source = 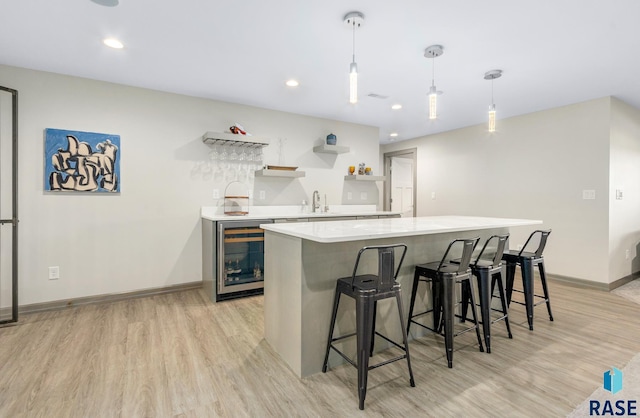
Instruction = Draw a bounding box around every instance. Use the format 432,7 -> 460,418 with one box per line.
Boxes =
0,64 -> 381,305
382,97 -> 635,285
609,98 -> 640,281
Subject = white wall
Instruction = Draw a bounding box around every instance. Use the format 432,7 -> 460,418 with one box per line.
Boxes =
382,98 -> 612,284
609,98 -> 640,281
0,64 -> 381,305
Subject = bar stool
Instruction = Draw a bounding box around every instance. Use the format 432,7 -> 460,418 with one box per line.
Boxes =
406,237 -> 483,368
460,234 -> 512,353
502,229 -> 553,331
322,244 -> 415,410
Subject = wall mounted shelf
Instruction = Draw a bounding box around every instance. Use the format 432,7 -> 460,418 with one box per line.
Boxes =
313,144 -> 350,154
255,169 -> 306,178
202,131 -> 269,148
344,175 -> 386,182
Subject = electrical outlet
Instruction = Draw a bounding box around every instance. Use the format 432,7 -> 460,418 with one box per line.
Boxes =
49,266 -> 60,280
360,192 -> 367,200
212,189 -> 219,199
347,192 -> 353,200
626,249 -> 630,260
259,190 -> 266,200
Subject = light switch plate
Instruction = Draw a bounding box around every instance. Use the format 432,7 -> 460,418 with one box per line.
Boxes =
582,189 -> 596,200
347,192 -> 353,200
49,266 -> 59,280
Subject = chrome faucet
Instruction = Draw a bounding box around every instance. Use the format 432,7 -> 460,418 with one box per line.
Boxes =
312,190 -> 321,213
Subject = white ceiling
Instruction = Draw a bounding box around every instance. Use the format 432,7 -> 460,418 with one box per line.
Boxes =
2,0 -> 640,143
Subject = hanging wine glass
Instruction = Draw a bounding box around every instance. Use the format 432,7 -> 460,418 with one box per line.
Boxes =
238,144 -> 247,162
229,144 -> 238,161
209,144 -> 219,161
245,146 -> 254,165
219,143 -> 228,161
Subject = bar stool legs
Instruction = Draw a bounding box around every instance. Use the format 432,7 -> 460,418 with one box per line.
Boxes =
476,268 -> 493,353
505,257 -> 554,331
491,272 -> 513,340
356,296 -> 375,410
538,262 -> 554,321
322,287 -> 341,374
407,273 -> 484,368
330,291 -> 414,410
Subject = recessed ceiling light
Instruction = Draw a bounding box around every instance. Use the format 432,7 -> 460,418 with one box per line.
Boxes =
103,38 -> 124,49
390,133 -> 398,137
91,0 -> 119,6
285,79 -> 299,87
391,104 -> 402,110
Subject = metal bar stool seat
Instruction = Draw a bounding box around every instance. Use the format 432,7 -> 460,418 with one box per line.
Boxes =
322,244 -> 415,410
406,237 -> 483,368
502,229 -> 553,331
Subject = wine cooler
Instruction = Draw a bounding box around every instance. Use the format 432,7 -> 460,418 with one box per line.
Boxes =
216,219 -> 273,301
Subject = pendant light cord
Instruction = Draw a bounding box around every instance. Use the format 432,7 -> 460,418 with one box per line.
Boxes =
491,78 -> 495,106
352,20 -> 356,64
431,57 -> 435,87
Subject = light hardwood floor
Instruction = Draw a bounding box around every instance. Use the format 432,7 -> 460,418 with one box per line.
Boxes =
1,279 -> 639,417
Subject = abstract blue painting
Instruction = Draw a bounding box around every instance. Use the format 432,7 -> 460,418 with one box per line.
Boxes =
44,128 -> 120,192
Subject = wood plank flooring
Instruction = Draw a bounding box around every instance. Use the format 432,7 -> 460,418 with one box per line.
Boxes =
1,279 -> 640,417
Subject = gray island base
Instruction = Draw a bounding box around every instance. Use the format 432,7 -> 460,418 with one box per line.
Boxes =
261,216 -> 542,378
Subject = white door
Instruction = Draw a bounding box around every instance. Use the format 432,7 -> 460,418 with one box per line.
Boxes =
390,156 -> 414,217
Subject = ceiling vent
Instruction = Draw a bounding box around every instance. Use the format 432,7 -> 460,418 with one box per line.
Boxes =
367,93 -> 389,99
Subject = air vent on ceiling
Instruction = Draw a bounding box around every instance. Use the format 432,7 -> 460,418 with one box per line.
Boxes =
367,93 -> 389,99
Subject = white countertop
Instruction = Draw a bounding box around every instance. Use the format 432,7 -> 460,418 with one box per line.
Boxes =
261,216 -> 543,243
201,205 -> 401,221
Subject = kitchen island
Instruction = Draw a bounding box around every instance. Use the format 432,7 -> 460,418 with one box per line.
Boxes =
261,216 -> 542,378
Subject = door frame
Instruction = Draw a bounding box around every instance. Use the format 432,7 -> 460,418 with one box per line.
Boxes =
383,148 -> 417,217
0,85 -> 18,325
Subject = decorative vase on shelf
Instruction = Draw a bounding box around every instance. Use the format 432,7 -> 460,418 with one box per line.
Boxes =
326,133 -> 337,145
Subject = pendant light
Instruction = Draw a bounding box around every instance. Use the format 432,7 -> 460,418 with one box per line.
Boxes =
424,45 -> 444,119
344,12 -> 364,104
484,69 -> 502,132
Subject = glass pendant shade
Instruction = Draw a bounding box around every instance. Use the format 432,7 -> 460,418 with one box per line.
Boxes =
428,85 -> 437,120
349,62 -> 358,104
488,104 -> 496,132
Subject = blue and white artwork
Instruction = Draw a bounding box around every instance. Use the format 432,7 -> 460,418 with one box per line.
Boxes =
44,128 -> 120,193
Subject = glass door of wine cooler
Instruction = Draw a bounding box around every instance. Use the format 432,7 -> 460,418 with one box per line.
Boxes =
217,219 -> 272,300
